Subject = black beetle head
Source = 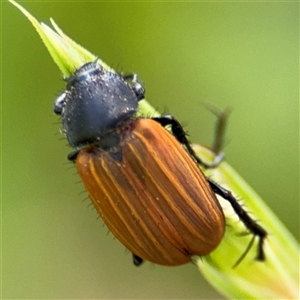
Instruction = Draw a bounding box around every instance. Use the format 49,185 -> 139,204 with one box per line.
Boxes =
54,61 -> 144,148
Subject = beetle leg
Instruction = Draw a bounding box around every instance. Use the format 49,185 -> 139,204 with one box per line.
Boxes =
203,104 -> 231,155
153,106 -> 233,169
132,253 -> 144,266
152,115 -> 217,168
208,179 -> 267,265
67,149 -> 81,161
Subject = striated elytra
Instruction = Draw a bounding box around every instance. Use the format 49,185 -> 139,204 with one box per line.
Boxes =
75,119 -> 224,265
54,61 -> 267,266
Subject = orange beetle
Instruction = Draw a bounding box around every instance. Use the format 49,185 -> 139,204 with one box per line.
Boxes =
54,61 -> 267,266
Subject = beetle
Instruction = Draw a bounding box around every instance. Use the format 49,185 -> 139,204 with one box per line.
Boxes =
54,60 -> 267,266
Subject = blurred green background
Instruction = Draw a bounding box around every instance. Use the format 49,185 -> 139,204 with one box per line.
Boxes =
2,1 -> 299,299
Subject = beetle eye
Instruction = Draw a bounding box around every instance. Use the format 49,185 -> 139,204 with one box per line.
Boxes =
132,80 -> 145,101
54,92 -> 67,115
122,73 -> 145,101
131,76 -> 145,101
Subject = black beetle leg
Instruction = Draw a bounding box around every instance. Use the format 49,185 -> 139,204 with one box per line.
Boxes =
67,149 -> 81,162
152,115 -> 216,168
208,179 -> 267,266
153,106 -> 232,169
132,253 -> 144,266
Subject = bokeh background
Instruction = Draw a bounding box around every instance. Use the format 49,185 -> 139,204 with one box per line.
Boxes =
2,1 -> 299,299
